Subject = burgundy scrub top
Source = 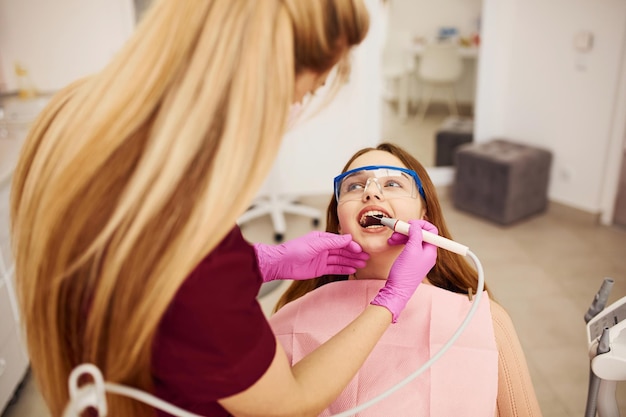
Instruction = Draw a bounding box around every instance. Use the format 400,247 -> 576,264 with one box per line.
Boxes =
152,226 -> 276,416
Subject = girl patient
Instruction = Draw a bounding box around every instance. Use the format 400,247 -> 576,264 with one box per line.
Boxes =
269,143 -> 542,416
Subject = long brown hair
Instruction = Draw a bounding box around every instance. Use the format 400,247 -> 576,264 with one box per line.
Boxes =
275,142 -> 488,311
10,1 -> 369,416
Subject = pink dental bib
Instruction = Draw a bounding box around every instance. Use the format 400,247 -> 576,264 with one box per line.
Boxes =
269,280 -> 498,416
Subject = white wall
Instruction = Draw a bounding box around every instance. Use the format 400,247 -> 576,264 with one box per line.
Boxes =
382,0 -> 483,104
0,0 -> 383,201
475,0 -> 626,215
0,0 -> 135,92
386,0 -> 482,42
261,0 -> 385,198
4,0 -> 626,218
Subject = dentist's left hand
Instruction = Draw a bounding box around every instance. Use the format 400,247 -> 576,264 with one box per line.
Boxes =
253,232 -> 369,282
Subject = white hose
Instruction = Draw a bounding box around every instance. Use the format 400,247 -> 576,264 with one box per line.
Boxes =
63,251 -> 485,417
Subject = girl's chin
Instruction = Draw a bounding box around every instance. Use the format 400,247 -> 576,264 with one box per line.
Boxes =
360,240 -> 394,254
350,230 -> 394,253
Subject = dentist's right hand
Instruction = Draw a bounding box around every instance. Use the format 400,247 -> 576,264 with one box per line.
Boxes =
370,219 -> 438,323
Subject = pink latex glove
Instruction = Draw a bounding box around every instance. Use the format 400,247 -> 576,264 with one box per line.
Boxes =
253,232 -> 369,282
371,219 -> 438,323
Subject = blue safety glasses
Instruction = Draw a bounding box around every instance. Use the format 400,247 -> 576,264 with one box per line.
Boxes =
333,165 -> 426,203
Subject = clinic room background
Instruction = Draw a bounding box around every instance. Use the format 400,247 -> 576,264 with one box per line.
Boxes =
1,0 -> 626,416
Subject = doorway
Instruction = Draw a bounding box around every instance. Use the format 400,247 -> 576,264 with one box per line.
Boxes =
380,0 -> 481,168
613,151 -> 626,228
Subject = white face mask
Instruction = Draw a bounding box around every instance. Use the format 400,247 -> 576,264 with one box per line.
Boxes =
287,92 -> 313,130
287,102 -> 303,128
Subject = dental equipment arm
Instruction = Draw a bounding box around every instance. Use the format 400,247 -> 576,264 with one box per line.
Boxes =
583,278 -> 615,417
594,328 -> 620,417
585,278 -> 615,324
585,327 -> 612,417
584,279 -> 626,417
592,316 -> 626,417
588,296 -> 626,379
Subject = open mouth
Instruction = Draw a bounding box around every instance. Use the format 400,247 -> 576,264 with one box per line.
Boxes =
359,211 -> 389,228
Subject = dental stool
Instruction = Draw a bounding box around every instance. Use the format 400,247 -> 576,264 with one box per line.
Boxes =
435,116 -> 474,166
452,139 -> 552,225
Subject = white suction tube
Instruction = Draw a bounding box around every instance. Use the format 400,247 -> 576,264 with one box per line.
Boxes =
63,222 -> 484,417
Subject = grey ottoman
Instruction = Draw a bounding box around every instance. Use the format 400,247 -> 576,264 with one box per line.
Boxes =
435,116 -> 474,166
453,139 -> 552,225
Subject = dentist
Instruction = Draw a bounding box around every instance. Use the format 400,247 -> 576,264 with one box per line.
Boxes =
11,1 -> 438,416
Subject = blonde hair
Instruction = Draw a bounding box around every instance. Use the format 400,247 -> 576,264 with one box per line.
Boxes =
10,1 -> 369,416
275,143 -> 488,312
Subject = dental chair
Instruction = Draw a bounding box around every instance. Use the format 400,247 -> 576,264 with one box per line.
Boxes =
584,278 -> 626,417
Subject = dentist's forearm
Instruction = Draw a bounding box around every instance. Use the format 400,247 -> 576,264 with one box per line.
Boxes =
290,304 -> 391,411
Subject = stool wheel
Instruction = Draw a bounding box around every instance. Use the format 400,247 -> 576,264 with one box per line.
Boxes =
274,233 -> 284,243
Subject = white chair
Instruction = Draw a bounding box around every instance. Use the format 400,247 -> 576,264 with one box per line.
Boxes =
237,164 -> 321,243
415,43 -> 463,120
380,36 -> 415,120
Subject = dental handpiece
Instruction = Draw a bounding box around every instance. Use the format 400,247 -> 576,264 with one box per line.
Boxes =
380,217 -> 469,256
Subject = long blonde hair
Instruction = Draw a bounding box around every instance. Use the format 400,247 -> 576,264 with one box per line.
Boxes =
275,143 -> 487,311
10,1 -> 369,416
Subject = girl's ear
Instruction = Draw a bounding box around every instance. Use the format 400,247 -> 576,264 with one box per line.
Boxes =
420,208 -> 428,221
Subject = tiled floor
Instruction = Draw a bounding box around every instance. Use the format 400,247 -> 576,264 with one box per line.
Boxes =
2,102 -> 626,417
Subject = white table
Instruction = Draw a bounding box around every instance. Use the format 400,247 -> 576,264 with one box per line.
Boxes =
398,44 -> 480,120
409,44 -> 479,59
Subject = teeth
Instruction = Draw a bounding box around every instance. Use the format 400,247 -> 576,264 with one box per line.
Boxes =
359,210 -> 389,226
